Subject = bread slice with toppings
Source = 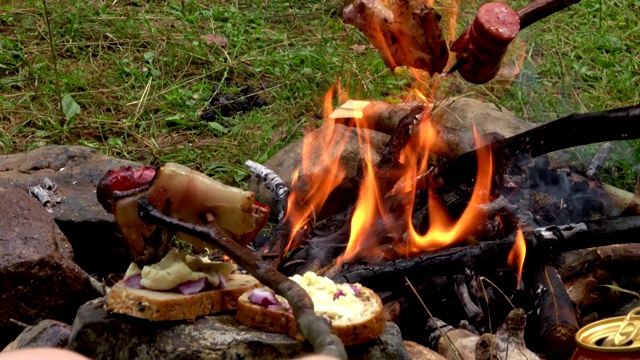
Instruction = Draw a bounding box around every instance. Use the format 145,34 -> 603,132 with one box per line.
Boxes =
234,272 -> 386,345
106,273 -> 259,321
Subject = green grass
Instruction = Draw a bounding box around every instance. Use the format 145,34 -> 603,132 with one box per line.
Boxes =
1,0 -> 639,189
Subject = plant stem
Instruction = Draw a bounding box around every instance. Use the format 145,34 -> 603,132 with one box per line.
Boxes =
42,0 -> 65,127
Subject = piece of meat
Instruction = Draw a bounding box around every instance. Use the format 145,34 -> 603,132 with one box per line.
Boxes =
342,0 -> 449,76
450,2 -> 520,84
97,163 -> 270,263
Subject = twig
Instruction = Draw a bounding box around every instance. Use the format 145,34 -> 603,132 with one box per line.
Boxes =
137,199 -> 347,360
245,160 -> 289,220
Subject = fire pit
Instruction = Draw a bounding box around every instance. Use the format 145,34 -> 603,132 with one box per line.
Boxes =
74,0 -> 640,359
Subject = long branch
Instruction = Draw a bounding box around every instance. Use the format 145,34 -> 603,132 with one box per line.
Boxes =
333,216 -> 640,287
137,199 -> 347,360
441,104 -> 640,183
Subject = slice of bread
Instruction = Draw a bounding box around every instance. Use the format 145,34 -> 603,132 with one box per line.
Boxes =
234,286 -> 386,346
106,274 -> 259,321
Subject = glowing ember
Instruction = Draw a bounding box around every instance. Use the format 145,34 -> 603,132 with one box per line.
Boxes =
507,226 -> 527,287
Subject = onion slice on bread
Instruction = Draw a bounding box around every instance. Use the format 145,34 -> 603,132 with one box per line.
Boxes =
234,273 -> 386,345
106,274 -> 259,321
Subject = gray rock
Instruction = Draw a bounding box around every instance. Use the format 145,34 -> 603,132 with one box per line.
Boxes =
0,188 -> 97,348
250,123 -> 389,218
2,320 -> 71,352
437,97 -> 535,138
0,145 -> 142,274
69,297 -> 409,360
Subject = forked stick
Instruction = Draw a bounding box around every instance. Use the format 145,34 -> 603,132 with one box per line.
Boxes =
137,199 -> 347,360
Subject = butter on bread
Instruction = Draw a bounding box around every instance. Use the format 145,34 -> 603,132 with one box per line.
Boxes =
234,272 -> 386,345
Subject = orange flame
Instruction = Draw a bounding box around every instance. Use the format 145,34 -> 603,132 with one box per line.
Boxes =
340,96 -> 494,262
508,226 -> 527,287
284,84 -> 349,253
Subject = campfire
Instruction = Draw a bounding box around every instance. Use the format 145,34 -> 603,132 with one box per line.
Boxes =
92,0 -> 640,359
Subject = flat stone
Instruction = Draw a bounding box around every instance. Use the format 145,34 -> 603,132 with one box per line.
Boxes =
437,97 -> 535,138
69,297 -> 409,360
0,145 -> 141,274
250,123 -> 389,218
2,320 -> 71,352
0,188 -> 96,348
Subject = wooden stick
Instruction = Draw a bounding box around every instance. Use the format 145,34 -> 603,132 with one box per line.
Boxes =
441,104 -> 640,185
525,264 -> 579,358
517,0 -> 583,30
137,200 -> 347,360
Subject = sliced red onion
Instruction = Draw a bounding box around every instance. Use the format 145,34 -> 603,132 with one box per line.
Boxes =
217,271 -> 227,289
350,284 -> 361,295
334,291 -> 345,300
123,274 -> 144,289
248,288 -> 279,306
177,278 -> 206,295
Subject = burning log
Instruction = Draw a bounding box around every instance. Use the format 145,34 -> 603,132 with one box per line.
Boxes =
525,264 -> 579,358
341,0 -> 449,75
333,216 -> 640,288
136,200 -> 347,360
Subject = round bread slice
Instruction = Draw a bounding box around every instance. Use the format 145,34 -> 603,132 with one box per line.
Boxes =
234,286 -> 386,346
106,274 -> 259,321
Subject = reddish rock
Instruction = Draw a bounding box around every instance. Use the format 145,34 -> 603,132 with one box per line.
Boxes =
0,145 -> 142,274
0,188 -> 96,348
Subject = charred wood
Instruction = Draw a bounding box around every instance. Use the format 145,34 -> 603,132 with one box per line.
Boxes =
454,275 -> 484,323
333,216 -> 640,288
525,264 -> 578,358
440,104 -> 640,188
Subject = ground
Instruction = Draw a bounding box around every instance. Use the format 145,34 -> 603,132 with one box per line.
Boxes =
1,0 -> 639,188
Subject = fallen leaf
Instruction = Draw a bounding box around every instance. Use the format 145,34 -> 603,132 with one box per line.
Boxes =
349,44 -> 367,53
200,34 -> 227,48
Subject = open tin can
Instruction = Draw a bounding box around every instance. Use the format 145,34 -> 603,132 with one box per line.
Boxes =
573,307 -> 640,359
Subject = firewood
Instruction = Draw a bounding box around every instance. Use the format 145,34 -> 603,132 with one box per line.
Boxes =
565,270 -> 623,314
557,243 -> 640,280
525,264 -> 579,358
333,216 -> 640,288
440,104 -> 640,187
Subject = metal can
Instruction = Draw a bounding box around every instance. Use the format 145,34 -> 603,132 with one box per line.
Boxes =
572,307 -> 640,359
